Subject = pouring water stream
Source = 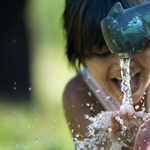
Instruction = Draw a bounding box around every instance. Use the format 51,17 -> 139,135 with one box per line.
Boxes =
120,58 -> 133,109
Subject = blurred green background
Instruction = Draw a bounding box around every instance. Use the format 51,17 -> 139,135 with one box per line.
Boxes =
0,0 -> 75,149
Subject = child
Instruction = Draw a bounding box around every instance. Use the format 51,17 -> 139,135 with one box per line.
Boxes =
63,0 -> 150,149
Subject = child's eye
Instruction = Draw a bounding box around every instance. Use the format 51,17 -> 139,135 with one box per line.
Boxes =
94,51 -> 111,57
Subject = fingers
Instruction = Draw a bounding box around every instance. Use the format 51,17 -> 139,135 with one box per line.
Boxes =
109,108 -> 144,143
110,111 -> 119,130
135,111 -> 144,118
110,108 -> 136,133
126,108 -> 135,117
119,108 -> 128,126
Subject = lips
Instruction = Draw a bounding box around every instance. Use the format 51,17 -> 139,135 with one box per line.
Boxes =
112,73 -> 140,94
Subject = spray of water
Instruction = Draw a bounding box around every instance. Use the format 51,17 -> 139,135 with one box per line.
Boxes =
73,58 -> 146,149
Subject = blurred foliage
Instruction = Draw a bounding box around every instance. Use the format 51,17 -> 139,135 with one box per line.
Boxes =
0,0 -> 75,149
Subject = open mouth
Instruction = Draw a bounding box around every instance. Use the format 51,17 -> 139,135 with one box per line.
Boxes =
112,73 -> 140,94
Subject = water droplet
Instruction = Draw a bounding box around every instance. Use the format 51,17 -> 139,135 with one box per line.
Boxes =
78,125 -> 80,128
15,144 -> 19,148
14,82 -> 17,84
108,128 -> 112,132
26,146 -> 28,149
135,105 -> 139,110
72,105 -> 74,107
31,124 -> 34,128
14,87 -> 16,90
53,119 -> 56,122
96,89 -> 100,93
27,125 -> 31,128
88,92 -> 92,97
13,111 -> 15,113
75,134 -> 80,138
27,136 -> 29,138
90,107 -> 93,110
35,138 -> 39,143
84,114 -> 89,119
120,130 -> 126,137
34,119 -> 37,121
122,125 -> 127,131
117,137 -> 121,141
47,145 -> 50,148
33,108 -> 36,110
133,115 -> 137,119
142,107 -> 146,112
48,136 -> 50,139
105,96 -> 110,101
71,129 -> 74,133
28,87 -> 32,91
86,103 -> 90,107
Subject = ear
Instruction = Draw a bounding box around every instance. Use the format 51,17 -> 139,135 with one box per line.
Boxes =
108,2 -> 123,16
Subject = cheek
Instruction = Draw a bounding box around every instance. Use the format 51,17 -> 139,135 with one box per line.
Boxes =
86,59 -> 109,82
92,63 -> 110,86
133,50 -> 150,69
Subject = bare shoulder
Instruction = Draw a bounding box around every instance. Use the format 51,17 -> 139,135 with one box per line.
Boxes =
63,74 -> 89,100
63,73 -> 105,116
63,73 -> 97,110
63,73 -> 105,138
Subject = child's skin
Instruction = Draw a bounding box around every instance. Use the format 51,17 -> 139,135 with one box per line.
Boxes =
134,119 -> 150,150
63,43 -> 150,149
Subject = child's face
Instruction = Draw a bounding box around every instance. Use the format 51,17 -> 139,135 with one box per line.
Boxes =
85,44 -> 150,104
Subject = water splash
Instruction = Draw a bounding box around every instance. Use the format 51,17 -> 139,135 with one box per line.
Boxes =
73,112 -> 127,149
73,58 -> 146,149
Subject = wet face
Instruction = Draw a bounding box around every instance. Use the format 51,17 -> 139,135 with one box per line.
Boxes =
85,44 -> 150,104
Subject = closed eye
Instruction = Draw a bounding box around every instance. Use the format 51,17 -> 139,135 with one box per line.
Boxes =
95,51 -> 111,57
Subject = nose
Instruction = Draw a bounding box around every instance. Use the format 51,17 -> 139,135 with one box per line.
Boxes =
112,53 -> 134,70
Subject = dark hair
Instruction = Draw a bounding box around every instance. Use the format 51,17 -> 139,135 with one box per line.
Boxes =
63,0 -> 150,70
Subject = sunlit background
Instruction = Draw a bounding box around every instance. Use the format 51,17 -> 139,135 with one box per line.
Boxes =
0,0 -> 75,149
